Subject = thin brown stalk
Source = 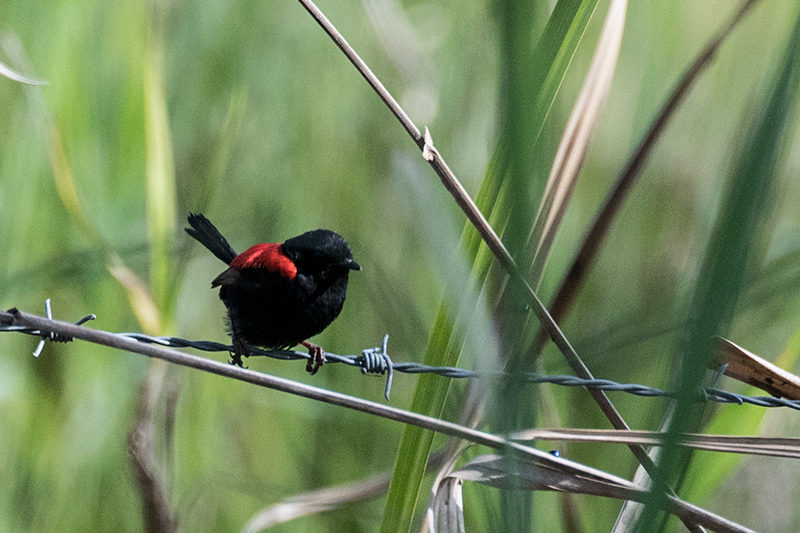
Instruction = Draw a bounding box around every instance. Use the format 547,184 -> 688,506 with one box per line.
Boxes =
539,0 -> 762,345
243,451 -> 447,532
0,307 -> 628,482
295,0 -> 669,486
1,308 -> 748,533
446,455 -> 754,533
128,370 -> 177,533
510,428 -> 800,458
528,0 -> 627,287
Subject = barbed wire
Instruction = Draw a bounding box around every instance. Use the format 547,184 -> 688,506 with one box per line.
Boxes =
2,301 -> 800,409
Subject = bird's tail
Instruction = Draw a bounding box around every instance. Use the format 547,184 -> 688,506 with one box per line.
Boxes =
185,213 -> 238,264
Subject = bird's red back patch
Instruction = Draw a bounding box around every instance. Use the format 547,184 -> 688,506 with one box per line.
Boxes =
229,243 -> 298,280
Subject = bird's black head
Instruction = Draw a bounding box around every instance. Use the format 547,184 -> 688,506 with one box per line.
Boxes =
282,229 -> 361,276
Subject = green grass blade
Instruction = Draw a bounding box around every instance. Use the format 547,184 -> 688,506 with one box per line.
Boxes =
638,7 -> 800,530
380,308 -> 456,533
473,0 -> 599,246
493,0 -> 602,527
494,0 -> 599,257
380,1 -> 600,531
144,9 -> 177,326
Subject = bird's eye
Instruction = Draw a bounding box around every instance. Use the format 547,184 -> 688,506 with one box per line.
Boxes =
294,250 -> 335,273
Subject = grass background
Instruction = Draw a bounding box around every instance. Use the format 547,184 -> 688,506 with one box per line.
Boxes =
2,0 -> 800,531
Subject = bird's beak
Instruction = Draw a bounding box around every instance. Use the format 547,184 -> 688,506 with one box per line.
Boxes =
346,259 -> 361,271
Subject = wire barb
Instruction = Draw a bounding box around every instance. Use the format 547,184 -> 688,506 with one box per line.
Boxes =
356,335 -> 393,400
25,299 -> 96,357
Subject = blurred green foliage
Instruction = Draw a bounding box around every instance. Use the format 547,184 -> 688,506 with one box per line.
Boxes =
2,0 -> 800,531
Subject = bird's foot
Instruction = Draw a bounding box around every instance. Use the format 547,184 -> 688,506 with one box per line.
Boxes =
230,336 -> 250,367
301,341 -> 326,375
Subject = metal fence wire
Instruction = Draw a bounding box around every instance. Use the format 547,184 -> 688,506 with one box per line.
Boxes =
2,301 -> 800,407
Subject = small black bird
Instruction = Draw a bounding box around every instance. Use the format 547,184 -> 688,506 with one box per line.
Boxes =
186,213 -> 360,374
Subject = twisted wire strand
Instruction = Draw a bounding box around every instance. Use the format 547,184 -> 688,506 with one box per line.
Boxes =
4,321 -> 800,409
